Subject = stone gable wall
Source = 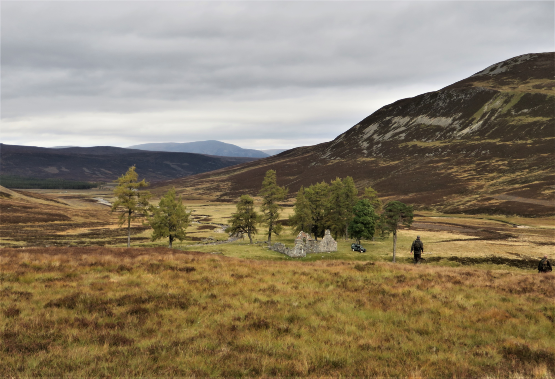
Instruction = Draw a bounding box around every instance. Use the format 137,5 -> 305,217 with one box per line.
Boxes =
270,230 -> 337,258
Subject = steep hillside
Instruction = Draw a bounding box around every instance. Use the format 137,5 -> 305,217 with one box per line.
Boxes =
154,53 -> 555,215
0,144 -> 257,183
128,140 -> 269,158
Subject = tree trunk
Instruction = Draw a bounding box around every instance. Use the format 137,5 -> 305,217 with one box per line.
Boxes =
344,224 -> 348,241
392,229 -> 397,262
267,222 -> 272,243
169,235 -> 173,248
248,230 -> 253,244
127,211 -> 131,248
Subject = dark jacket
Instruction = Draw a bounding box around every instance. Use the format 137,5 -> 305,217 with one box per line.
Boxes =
538,258 -> 552,273
411,239 -> 424,254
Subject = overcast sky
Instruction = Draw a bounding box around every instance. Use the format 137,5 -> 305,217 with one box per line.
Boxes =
2,1 -> 553,150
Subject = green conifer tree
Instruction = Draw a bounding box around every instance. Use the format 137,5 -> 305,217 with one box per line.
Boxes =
341,177 -> 359,238
379,201 -> 414,262
289,186 -> 313,235
328,177 -> 358,240
148,187 -> 190,248
348,199 -> 378,244
227,195 -> 259,244
259,170 -> 288,243
304,181 -> 330,240
327,178 -> 345,239
111,166 -> 151,247
362,186 -> 383,212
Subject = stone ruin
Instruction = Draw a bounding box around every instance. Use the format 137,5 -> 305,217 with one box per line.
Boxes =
270,230 -> 337,258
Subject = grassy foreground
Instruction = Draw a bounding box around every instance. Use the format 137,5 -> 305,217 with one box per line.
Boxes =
1,247 -> 554,378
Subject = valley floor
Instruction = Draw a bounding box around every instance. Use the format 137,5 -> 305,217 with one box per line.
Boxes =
1,188 -> 553,271
1,188 -> 554,377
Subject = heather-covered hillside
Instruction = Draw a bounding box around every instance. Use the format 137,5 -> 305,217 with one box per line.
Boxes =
155,53 -> 555,215
0,144 -> 257,183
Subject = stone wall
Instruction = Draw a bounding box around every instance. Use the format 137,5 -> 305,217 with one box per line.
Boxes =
318,230 -> 338,253
270,230 -> 337,258
270,242 -> 306,258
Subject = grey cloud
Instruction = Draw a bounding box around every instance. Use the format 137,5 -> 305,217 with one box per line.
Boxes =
1,1 -> 553,148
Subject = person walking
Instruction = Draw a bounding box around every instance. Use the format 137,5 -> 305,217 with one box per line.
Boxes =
411,235 -> 424,264
538,255 -> 552,273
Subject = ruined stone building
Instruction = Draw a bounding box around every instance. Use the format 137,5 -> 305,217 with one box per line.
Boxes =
270,230 -> 337,258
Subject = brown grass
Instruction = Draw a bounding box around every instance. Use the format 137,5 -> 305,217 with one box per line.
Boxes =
0,246 -> 553,377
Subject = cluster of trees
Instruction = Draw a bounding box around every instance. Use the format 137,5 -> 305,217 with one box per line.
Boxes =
288,177 -> 413,261
0,175 -> 97,189
112,166 -> 413,261
227,169 -> 287,244
111,167 -> 289,249
227,171 -> 413,261
289,177 -> 363,240
110,166 -> 189,248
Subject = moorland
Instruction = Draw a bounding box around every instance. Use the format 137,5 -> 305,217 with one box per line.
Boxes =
1,186 -> 554,377
1,51 -> 554,377
1,245 -> 553,377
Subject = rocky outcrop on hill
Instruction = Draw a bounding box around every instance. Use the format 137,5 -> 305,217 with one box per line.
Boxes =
155,52 -> 555,216
327,53 -> 553,159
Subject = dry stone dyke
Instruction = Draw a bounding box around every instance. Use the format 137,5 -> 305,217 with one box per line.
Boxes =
270,230 -> 337,258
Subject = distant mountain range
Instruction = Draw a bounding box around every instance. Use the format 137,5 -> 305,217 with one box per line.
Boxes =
128,140 -> 279,158
0,144 -> 257,183
153,52 -> 555,216
54,143 -> 288,157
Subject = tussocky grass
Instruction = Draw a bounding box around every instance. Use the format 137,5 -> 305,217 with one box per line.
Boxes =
0,246 -> 553,377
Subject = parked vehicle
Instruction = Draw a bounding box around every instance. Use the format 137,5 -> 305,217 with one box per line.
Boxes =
351,243 -> 366,253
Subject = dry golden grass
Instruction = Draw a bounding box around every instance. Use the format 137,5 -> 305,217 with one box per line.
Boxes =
0,246 -> 553,377
3,189 -> 553,275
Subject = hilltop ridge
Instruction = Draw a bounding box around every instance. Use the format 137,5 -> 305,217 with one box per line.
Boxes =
154,52 -> 555,216
128,140 -> 270,158
0,144 -> 257,183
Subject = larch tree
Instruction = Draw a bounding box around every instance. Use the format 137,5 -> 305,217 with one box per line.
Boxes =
289,186 -> 313,235
226,194 -> 259,244
362,186 -> 383,213
304,181 -> 330,240
148,187 -> 190,248
111,166 -> 151,248
335,177 -> 358,240
379,201 -> 414,262
341,176 -> 358,239
259,170 -> 288,243
348,199 -> 378,244
327,178 -> 346,239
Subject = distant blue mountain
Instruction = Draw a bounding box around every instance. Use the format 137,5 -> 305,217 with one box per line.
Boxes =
128,140 -> 269,158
